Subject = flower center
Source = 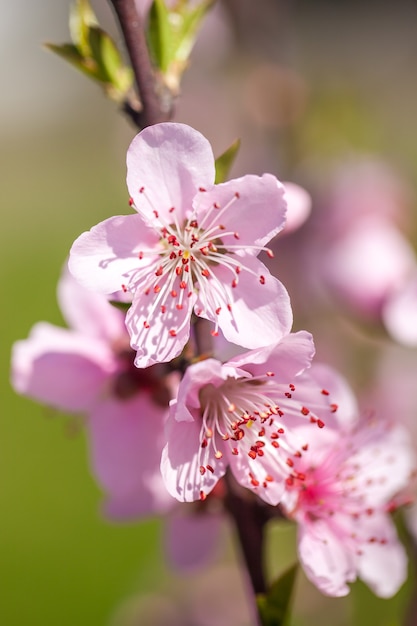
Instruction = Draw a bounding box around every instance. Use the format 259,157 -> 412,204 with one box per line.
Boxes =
111,336 -> 171,404
196,373 -> 327,499
127,187 -> 274,338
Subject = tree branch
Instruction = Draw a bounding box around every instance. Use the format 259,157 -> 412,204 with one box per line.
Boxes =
108,0 -> 172,128
224,473 -> 278,625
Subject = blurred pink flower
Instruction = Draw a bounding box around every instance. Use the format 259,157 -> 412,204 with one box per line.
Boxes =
382,274 -> 417,346
11,268 -> 230,574
11,268 -> 175,519
134,0 -> 153,17
69,123 -> 292,368
322,159 -> 414,237
280,416 -> 414,597
319,217 -> 415,319
111,563 -> 253,626
280,182 -> 311,235
161,331 -> 340,504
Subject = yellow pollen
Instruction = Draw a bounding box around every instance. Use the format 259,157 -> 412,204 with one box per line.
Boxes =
183,249 -> 190,259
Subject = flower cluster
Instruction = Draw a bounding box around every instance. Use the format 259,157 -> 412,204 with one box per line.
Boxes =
11,123 -> 415,597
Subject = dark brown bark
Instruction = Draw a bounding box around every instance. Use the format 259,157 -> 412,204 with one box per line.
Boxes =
108,0 -> 172,128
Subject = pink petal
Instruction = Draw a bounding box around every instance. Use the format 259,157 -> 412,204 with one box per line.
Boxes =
164,509 -> 224,572
193,173 -> 286,249
227,450 -> 286,506
321,219 -> 415,318
348,423 -> 414,508
127,123 -> 215,224
281,182 -> 312,234
126,276 -> 196,368
57,265 -> 125,340
69,214 -> 158,294
172,358 -> 237,420
307,362 -> 359,427
297,520 -> 356,597
11,323 -> 113,412
383,275 -> 417,346
88,394 -> 175,519
134,0 -> 153,17
161,412 -> 226,502
201,257 -> 292,348
228,331 -> 314,380
357,515 -> 407,598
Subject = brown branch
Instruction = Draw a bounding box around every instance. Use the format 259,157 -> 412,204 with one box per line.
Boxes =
224,473 -> 279,624
108,0 -> 172,128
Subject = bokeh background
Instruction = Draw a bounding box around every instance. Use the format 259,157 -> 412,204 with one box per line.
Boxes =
3,0 -> 417,624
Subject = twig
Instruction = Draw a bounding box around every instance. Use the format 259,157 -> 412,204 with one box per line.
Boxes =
108,0 -> 171,128
224,473 -> 278,625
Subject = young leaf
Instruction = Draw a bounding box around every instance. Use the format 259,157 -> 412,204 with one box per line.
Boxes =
214,138 -> 241,184
88,26 -> 129,86
45,0 -> 133,103
256,563 -> 298,626
147,0 -> 215,92
43,43 -> 99,80
69,0 -> 98,57
172,0 -> 215,66
148,0 -> 172,73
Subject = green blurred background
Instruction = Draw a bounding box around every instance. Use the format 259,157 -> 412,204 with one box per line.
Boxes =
3,1 -> 417,624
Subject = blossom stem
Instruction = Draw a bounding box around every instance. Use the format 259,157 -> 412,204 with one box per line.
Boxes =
108,0 -> 171,128
192,315 -> 214,358
224,472 -> 275,625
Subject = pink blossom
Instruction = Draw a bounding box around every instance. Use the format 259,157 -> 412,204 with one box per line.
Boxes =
165,502 -> 225,572
161,331 -> 340,504
280,417 -> 414,597
382,273 -> 417,346
134,0 -> 154,17
281,182 -> 312,235
318,217 -> 415,319
11,268 -> 175,519
321,158 -> 414,237
69,123 -> 292,368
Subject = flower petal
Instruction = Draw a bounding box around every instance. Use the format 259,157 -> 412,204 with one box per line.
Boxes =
281,182 -> 312,234
127,123 -> 215,223
126,275 -> 196,367
227,449 -> 287,506
199,257 -> 292,348
357,515 -> 408,598
164,509 -> 223,572
228,331 -> 314,380
307,362 -> 359,427
383,275 -> 417,346
320,219 -> 415,318
161,410 -> 226,502
11,323 -> 113,412
58,265 -> 125,340
348,423 -> 415,508
297,520 -> 356,597
194,173 -> 286,250
89,394 -> 175,519
172,358 -> 237,419
69,214 -> 158,294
